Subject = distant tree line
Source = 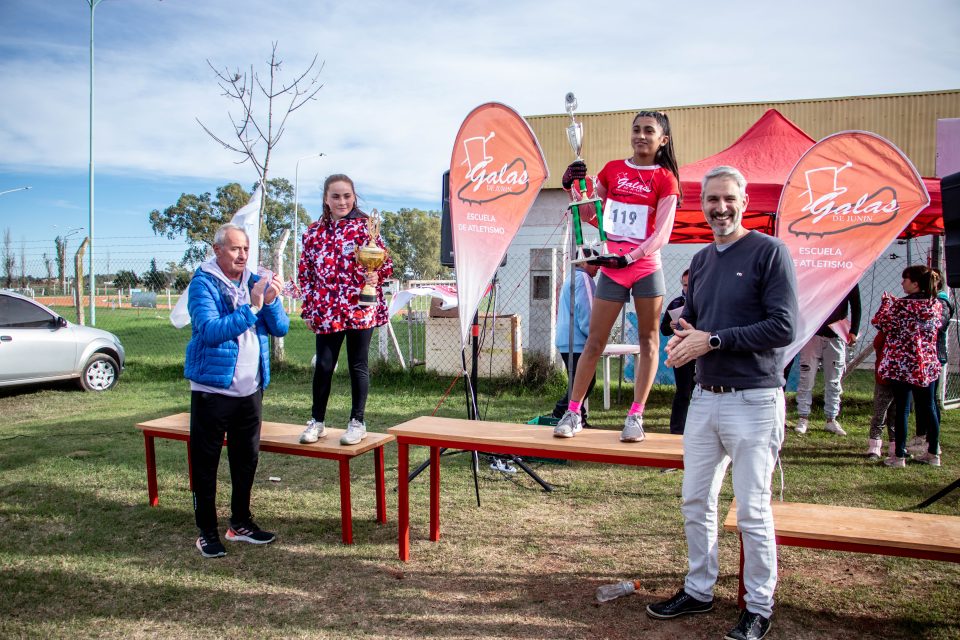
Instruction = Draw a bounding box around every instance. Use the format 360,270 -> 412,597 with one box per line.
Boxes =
148,182 -> 451,283
113,259 -> 192,293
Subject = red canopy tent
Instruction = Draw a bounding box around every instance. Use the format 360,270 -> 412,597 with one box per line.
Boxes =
670,109 -> 944,243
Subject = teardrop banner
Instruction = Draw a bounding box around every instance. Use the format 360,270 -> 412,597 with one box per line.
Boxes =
776,131 -> 930,362
449,102 -> 549,347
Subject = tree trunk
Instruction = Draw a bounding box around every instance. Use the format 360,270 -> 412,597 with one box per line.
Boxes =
74,238 -> 89,326
270,229 -> 290,363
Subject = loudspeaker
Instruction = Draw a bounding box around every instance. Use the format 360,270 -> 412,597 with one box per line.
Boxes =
439,170 -> 507,269
943,171 -> 960,287
439,171 -> 455,267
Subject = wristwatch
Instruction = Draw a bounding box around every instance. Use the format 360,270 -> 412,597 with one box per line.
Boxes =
249,304 -> 261,315
708,333 -> 722,350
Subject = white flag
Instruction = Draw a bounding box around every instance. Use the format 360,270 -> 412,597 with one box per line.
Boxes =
170,183 -> 264,328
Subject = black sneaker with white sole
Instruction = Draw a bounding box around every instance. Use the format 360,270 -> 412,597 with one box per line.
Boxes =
646,588 -> 714,619
196,530 -> 227,558
725,609 -> 771,640
225,520 -> 276,545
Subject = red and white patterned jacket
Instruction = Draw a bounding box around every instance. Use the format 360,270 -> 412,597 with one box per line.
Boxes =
871,293 -> 942,387
298,209 -> 393,334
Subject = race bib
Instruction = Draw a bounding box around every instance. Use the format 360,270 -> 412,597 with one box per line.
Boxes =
603,199 -> 649,241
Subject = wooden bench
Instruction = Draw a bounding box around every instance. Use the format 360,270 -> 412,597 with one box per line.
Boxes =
136,413 -> 394,544
387,415 -> 684,561
723,498 -> 960,608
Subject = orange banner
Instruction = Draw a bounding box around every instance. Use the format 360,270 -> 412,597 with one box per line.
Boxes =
777,131 -> 930,361
449,103 -> 549,346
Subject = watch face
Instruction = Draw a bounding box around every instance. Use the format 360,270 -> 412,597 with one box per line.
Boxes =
709,335 -> 720,348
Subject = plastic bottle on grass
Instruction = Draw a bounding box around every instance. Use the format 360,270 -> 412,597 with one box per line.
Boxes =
595,579 -> 641,602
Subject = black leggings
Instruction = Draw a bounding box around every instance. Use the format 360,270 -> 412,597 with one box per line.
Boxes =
312,328 -> 373,423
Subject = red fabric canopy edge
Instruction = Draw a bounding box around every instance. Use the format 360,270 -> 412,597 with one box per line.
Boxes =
670,110 -> 942,243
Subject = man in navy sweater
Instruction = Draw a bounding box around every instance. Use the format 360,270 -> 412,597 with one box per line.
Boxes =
646,166 -> 798,640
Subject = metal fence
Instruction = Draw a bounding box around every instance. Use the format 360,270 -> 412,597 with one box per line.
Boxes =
6,232 -> 957,406
380,233 -> 959,406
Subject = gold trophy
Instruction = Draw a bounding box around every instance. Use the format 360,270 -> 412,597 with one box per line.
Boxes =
356,208 -> 387,307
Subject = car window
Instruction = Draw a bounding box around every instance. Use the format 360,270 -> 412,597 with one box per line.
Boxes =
0,295 -> 56,328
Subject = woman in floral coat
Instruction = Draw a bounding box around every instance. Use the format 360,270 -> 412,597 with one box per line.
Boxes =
871,265 -> 943,467
297,174 -> 393,446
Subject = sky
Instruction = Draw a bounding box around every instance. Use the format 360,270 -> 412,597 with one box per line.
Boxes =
1,0 -> 958,274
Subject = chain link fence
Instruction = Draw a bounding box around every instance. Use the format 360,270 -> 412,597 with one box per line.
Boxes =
6,232 -> 957,407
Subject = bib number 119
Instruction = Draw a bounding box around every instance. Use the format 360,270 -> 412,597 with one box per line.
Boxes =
603,199 -> 649,240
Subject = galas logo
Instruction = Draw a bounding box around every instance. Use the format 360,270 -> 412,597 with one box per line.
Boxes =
786,161 -> 898,238
776,130 -> 930,365
457,132 -> 529,205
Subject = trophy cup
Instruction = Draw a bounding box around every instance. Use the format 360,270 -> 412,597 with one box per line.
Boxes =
564,92 -> 613,265
356,209 -> 387,307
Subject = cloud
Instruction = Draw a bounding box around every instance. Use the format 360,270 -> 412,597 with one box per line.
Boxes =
1,0 -> 958,217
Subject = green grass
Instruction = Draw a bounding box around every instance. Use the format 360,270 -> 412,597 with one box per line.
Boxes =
1,314 -> 959,639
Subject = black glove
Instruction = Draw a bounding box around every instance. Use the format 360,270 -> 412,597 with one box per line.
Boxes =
586,254 -> 629,269
561,160 -> 588,189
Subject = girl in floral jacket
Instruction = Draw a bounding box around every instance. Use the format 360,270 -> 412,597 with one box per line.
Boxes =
297,174 -> 393,446
871,265 -> 943,467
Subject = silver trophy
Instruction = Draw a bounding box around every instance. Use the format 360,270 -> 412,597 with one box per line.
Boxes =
565,92 -> 583,161
564,92 -> 609,264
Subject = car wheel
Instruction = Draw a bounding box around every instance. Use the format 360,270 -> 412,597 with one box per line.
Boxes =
79,353 -> 120,392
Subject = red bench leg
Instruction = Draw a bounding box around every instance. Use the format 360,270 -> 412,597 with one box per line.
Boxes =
429,446 -> 440,542
398,441 -> 410,561
144,433 -> 159,507
374,446 -> 386,524
738,532 -> 746,609
339,457 -> 353,545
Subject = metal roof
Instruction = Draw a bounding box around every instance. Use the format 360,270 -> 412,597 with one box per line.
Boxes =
527,90 -> 960,188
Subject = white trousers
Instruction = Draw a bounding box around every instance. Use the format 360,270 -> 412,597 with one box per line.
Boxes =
796,335 -> 845,419
681,386 -> 785,619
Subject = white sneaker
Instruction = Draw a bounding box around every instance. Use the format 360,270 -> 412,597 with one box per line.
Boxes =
907,440 -> 941,455
340,418 -> 367,445
795,417 -> 809,434
489,458 -> 517,474
883,455 -> 906,468
553,410 -> 582,438
299,418 -> 325,444
620,414 -> 646,442
824,419 -> 847,436
915,451 -> 941,466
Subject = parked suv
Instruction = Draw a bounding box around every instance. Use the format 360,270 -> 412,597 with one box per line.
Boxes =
0,290 -> 125,391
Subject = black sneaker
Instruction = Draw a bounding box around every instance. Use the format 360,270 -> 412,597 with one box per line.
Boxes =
225,520 -> 276,545
646,588 -> 714,619
196,530 -> 226,558
725,609 -> 771,640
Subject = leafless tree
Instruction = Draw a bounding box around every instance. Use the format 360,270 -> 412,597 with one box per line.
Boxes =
55,236 -> 68,292
2,228 -> 13,288
197,42 -> 324,363
197,42 -> 324,233
19,239 -> 26,288
44,253 -> 54,286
